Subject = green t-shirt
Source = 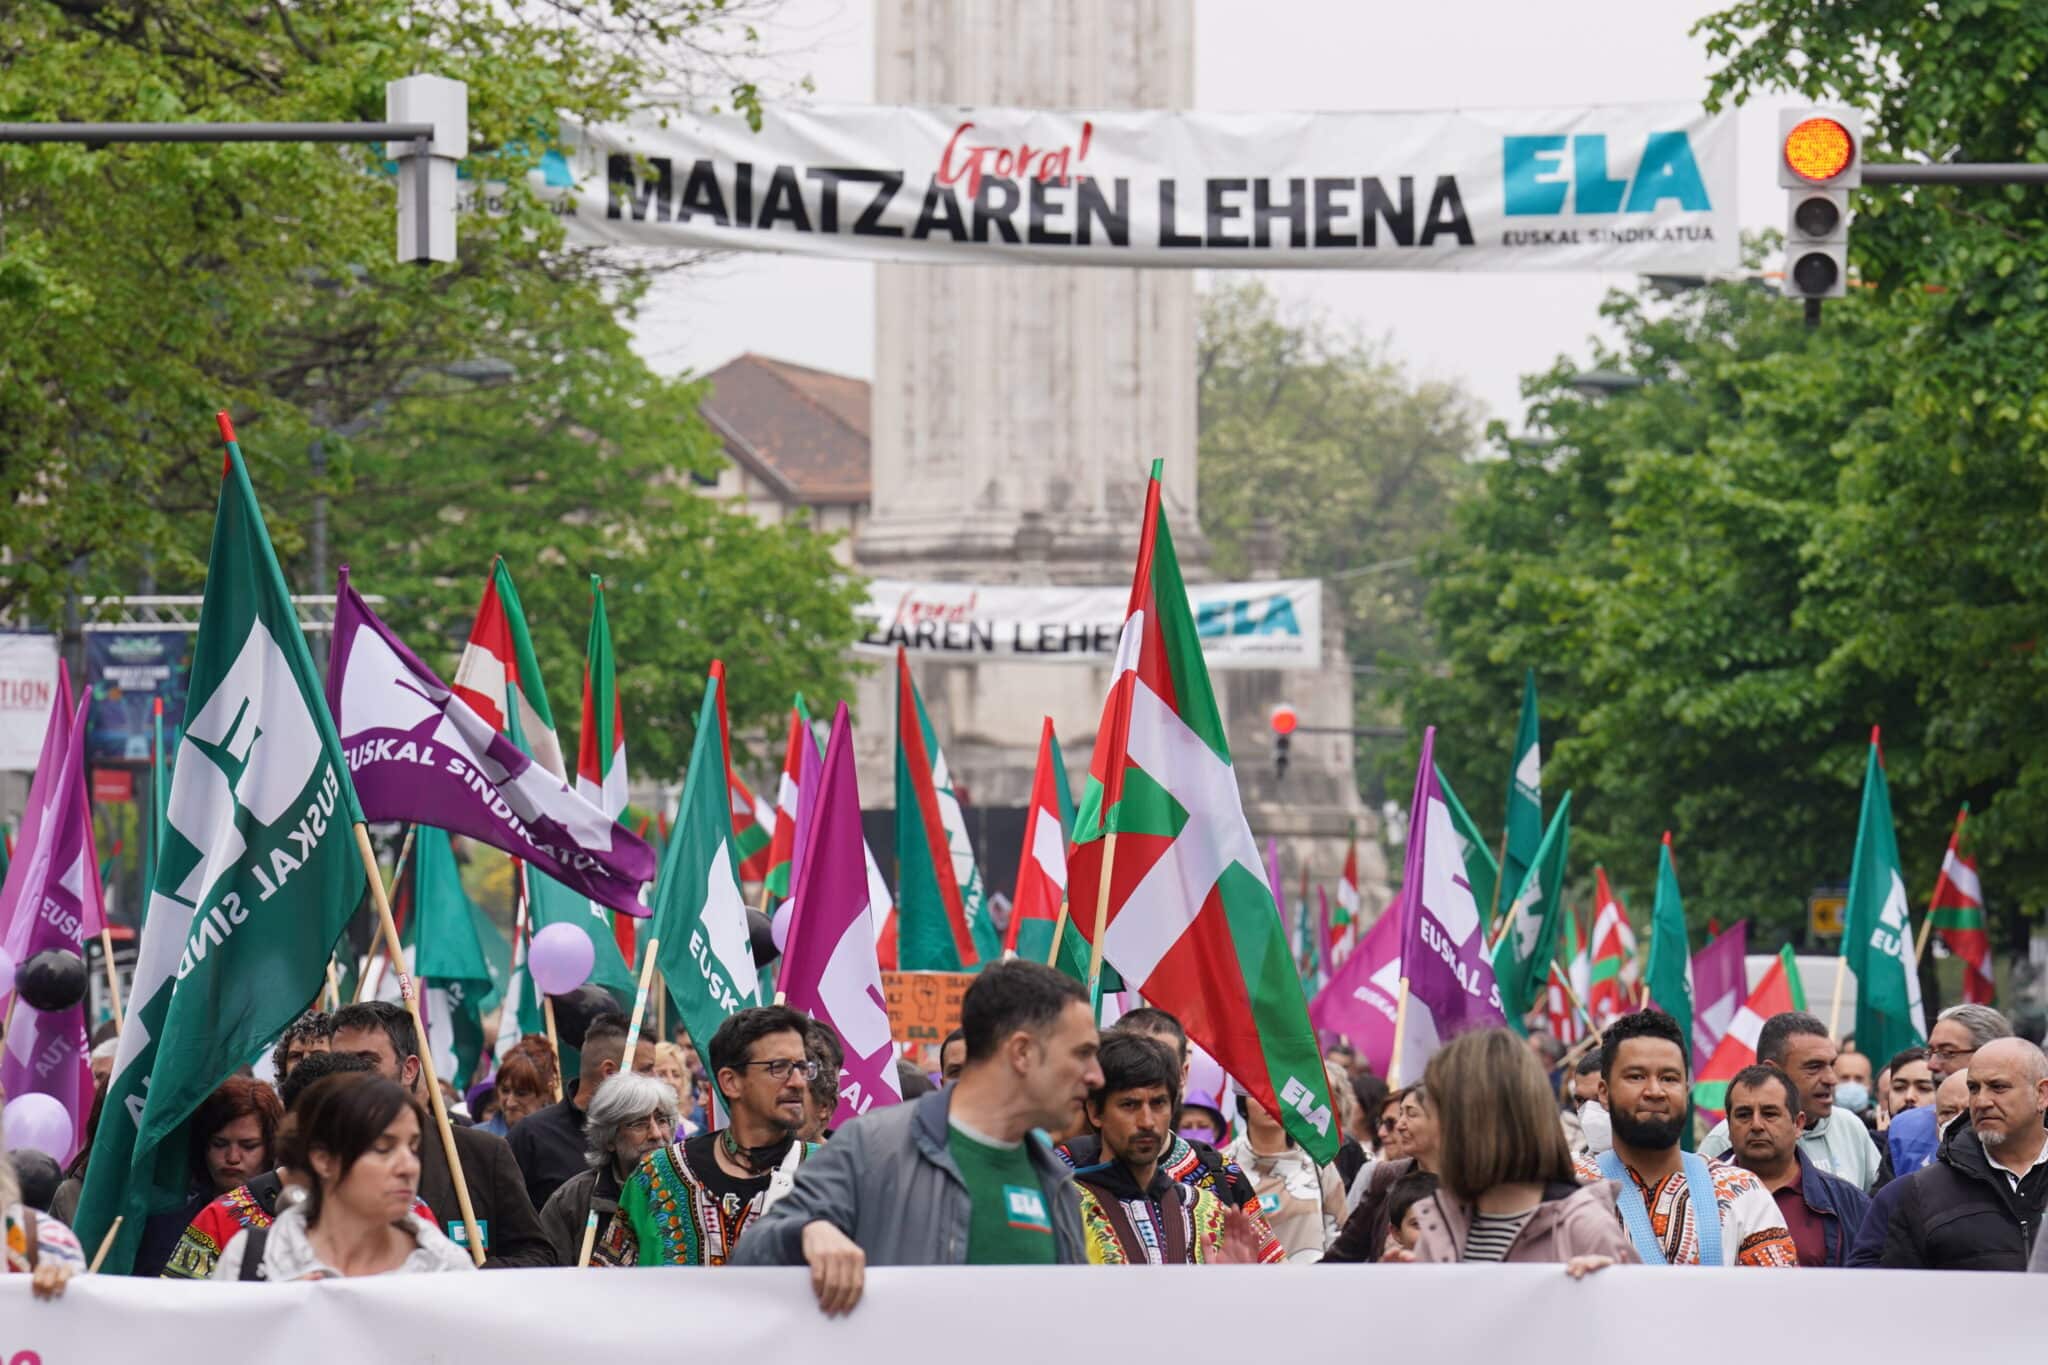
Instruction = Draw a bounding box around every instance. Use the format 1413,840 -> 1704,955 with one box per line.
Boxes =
948,1121 -> 1057,1265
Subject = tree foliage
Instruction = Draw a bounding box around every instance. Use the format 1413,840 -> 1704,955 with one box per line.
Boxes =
1196,280 -> 1482,798
1415,0 -> 2048,955
0,0 -> 862,775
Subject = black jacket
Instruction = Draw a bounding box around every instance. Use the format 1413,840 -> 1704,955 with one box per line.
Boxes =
420,1120 -> 556,1267
1878,1119 -> 2048,1271
505,1094 -> 590,1214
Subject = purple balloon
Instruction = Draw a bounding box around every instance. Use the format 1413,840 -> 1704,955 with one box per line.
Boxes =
527,922 -> 595,997
3,1092 -> 73,1161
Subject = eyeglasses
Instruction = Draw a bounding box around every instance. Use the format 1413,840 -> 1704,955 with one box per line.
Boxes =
1929,1046 -> 1975,1063
737,1058 -> 820,1082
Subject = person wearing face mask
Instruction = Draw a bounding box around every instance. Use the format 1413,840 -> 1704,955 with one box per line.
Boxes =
1699,1012 -> 1880,1192
1573,1011 -> 1796,1266
1570,1048 -> 1612,1156
213,1073 -> 475,1279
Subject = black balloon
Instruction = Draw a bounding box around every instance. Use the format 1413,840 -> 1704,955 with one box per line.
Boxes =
747,908 -> 778,967
547,983 -> 622,1050
16,948 -> 87,1013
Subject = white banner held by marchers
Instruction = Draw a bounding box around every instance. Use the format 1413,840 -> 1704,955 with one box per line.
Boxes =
0,632 -> 59,771
858,578 -> 1321,670
534,101 -> 1737,273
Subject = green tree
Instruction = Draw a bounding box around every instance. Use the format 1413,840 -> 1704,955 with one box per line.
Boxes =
1196,279 -> 1481,797
0,0 -> 861,772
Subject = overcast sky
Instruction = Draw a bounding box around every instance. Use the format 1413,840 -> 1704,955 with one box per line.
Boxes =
629,1 -> 1801,433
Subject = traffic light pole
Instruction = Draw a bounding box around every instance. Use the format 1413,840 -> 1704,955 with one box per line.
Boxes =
1864,163 -> 2048,185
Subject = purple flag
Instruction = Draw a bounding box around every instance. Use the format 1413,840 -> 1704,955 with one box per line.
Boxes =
1,688 -> 98,1163
1309,907 -> 1402,1077
0,662 -> 75,965
777,704 -> 902,1128
1691,919 -> 1750,1063
326,573 -> 655,915
1394,727 -> 1507,1083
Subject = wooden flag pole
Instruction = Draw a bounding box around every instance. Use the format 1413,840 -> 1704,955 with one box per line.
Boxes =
1913,803 -> 1971,969
1825,955 -> 1851,1041
576,1208 -> 600,1268
88,1215 -> 124,1273
1483,827 -> 1511,943
351,822 -> 486,1267
1386,977 -> 1412,1089
353,826 -> 418,1004
624,936 -> 660,1053
97,926 -> 124,1033
654,968 -> 667,1046
543,996 -> 565,1101
1045,898 -> 1071,966
1086,834 -> 1118,1002
323,959 -> 342,1013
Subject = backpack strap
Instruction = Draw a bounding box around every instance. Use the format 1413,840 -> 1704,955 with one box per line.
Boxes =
21,1207 -> 38,1272
1593,1149 -> 1668,1266
1680,1152 -> 1724,1267
238,1226 -> 270,1281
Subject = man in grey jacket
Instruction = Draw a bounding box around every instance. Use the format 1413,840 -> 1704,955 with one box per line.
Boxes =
738,960 -> 1103,1312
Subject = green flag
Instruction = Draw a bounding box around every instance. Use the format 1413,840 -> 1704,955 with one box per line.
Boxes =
1491,791 -> 1572,1030
1842,730 -> 1926,1061
650,672 -> 760,1085
410,826 -> 496,1089
1436,763 -> 1499,930
73,416 -> 367,1275
470,898 -> 513,1013
1645,833 -> 1694,1062
1501,669 -> 1542,921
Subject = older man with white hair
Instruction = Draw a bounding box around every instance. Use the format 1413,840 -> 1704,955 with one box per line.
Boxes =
538,1072 -> 678,1266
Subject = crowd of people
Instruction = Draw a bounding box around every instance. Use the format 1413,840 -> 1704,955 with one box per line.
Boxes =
6,959 -> 2048,1306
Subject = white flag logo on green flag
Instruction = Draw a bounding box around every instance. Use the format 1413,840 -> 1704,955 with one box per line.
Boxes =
73,417 -> 366,1275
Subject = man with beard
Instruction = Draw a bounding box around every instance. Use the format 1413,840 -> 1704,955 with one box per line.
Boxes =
1879,1039 -> 2048,1271
1574,1011 -> 1796,1266
594,1006 -> 815,1266
1069,1032 -> 1263,1265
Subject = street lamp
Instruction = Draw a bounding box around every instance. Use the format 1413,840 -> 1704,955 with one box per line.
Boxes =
1566,368 -> 1648,399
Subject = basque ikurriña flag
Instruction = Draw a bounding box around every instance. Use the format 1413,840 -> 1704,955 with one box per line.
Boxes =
1065,461 -> 1337,1161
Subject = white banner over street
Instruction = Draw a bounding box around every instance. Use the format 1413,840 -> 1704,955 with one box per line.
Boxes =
8,1264 -> 2047,1364
858,578 -> 1321,669
0,632 -> 59,771
537,101 -> 1737,272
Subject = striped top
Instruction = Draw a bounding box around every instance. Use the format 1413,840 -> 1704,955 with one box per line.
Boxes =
1462,1207 -> 1536,1262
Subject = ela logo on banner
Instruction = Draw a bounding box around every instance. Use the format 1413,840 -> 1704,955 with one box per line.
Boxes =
1502,132 -> 1711,216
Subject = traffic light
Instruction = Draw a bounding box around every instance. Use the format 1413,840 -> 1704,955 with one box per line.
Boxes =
1779,109 -> 1861,301
1270,703 -> 1297,781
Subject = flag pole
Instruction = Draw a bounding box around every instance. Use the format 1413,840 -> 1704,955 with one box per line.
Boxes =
654,967 -> 666,1046
88,1215 -> 124,1273
351,821 -> 486,1266
543,996 -> 565,1101
353,826 -> 418,1003
624,936 -> 660,1053
1086,833 -> 1117,1002
1387,977 -> 1412,1089
1825,955 -> 1850,1041
97,926 -> 124,1033
323,959 -> 341,1013
1483,827 -> 1510,943
1045,897 -> 1070,966
1913,803 -> 1970,968
576,1208 -> 600,1268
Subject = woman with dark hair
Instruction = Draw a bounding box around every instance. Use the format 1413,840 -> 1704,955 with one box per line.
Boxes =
132,1076 -> 285,1277
1396,1029 -> 1633,1272
212,1074 -> 473,1279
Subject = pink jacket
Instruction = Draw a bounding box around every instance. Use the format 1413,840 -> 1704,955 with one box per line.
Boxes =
1411,1180 -> 1640,1265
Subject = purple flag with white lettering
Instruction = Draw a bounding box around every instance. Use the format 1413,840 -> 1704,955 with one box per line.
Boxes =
1309,905 -> 1402,1077
0,662 -> 75,965
0,688 -> 98,1163
1394,727 -> 1507,1082
777,704 -> 902,1128
325,572 -> 655,915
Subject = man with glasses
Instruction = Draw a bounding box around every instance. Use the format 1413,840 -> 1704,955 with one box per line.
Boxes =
595,1005 -> 818,1266
1888,1004 -> 2015,1179
540,1072 -> 678,1264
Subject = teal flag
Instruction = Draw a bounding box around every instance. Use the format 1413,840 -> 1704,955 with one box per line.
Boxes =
410,826 -> 496,1089
73,416 -> 367,1275
1436,763 -> 1499,931
1645,834 -> 1694,1062
1491,791 -> 1572,1030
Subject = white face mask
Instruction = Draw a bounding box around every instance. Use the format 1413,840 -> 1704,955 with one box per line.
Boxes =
1578,1099 -> 1612,1154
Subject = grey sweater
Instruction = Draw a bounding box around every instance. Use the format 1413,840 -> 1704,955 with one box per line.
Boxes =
735,1087 -> 1086,1267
